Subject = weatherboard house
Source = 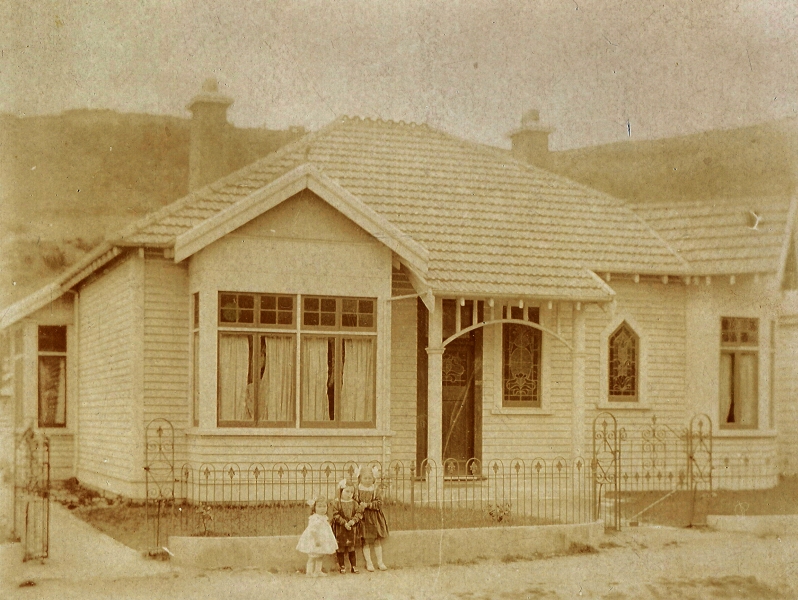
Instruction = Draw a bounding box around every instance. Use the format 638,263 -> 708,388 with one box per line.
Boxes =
2,93 -> 798,498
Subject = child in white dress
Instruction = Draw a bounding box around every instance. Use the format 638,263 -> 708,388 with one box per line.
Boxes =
296,496 -> 338,577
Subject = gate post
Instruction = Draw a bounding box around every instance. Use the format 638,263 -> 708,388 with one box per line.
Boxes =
144,418 -> 175,554
13,428 -> 50,561
687,414 -> 712,527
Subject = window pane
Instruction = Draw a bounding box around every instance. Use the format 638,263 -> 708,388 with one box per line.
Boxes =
261,311 -> 277,324
304,297 -> 319,311
720,352 -> 734,424
261,296 -> 276,310
218,335 -> 253,422
38,355 -> 66,426
342,313 -> 357,327
721,317 -> 758,346
737,353 -> 758,427
321,312 -> 336,326
609,323 -> 637,400
277,311 -> 293,325
220,294 -> 238,323
503,323 -> 541,405
321,298 -> 337,312
304,312 -> 319,326
258,335 -> 295,423
301,336 -> 333,421
38,326 -> 66,353
340,337 -> 375,423
278,296 -> 293,311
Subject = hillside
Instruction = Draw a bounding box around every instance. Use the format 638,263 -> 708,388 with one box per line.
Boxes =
549,118 -> 798,203
0,110 -> 303,308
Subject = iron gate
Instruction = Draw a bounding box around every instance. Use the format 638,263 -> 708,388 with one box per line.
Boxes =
591,412 -> 713,530
14,428 -> 50,561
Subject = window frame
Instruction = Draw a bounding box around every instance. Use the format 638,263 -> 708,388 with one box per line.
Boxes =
216,292 -> 377,429
37,325 -> 67,428
608,321 -> 639,403
719,317 -> 759,430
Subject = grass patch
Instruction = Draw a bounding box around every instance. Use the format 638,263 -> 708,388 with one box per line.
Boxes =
620,476 -> 798,527
566,542 -> 598,555
54,481 -> 550,552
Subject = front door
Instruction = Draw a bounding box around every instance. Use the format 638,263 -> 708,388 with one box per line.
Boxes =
442,333 -> 475,476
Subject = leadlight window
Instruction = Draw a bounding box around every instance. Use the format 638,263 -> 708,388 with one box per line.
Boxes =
720,317 -> 758,429
609,322 -> 638,402
502,306 -> 541,407
38,325 -> 67,427
217,292 -> 376,428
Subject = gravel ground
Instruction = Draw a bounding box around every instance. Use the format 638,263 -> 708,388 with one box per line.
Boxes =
4,525 -> 797,599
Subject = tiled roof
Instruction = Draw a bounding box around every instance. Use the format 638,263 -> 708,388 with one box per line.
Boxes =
629,196 -> 795,275
114,117 -> 687,300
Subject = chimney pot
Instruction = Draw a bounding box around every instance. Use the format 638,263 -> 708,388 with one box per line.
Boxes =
508,109 -> 554,169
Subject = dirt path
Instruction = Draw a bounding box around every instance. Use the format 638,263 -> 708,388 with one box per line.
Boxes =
5,526 -> 797,599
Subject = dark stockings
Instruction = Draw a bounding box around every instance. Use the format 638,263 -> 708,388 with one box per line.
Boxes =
337,550 -> 357,569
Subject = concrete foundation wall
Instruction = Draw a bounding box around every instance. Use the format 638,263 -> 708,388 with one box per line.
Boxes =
169,521 -> 603,571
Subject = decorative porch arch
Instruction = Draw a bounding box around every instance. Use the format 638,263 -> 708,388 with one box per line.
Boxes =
441,318 -> 573,351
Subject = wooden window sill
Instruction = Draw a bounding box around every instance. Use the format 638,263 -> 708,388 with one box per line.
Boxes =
188,428 -> 393,437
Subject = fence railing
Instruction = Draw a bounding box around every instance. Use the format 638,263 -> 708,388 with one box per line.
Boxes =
145,457 -> 599,544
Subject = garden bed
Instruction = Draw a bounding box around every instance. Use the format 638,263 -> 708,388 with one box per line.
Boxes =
54,476 -> 798,552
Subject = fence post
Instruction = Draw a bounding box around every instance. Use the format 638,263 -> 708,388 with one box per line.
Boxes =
410,461 -> 415,530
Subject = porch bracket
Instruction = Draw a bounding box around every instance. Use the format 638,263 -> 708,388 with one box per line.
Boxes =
441,319 -> 573,351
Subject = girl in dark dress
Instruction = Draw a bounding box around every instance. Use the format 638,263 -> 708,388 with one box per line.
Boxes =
331,484 -> 363,573
357,469 -> 389,571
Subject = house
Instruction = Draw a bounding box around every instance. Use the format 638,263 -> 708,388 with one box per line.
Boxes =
2,87 -> 796,498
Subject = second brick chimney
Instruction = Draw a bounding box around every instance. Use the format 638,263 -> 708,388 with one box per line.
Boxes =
187,78 -> 233,191
508,110 -> 554,169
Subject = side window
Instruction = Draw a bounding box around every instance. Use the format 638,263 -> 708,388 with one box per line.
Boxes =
608,322 -> 638,402
719,317 -> 758,429
38,325 -> 67,427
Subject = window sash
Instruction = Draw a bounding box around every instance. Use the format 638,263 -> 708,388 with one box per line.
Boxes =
720,350 -> 758,429
38,355 -> 66,427
502,320 -> 541,407
217,333 -> 296,427
300,334 -> 376,427
609,323 -> 638,401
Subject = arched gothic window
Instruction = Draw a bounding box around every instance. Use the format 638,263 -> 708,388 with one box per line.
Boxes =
608,322 -> 637,401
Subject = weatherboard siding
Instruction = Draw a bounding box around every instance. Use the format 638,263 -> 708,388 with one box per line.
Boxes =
776,316 -> 798,474
76,255 -> 138,496
143,254 -> 190,467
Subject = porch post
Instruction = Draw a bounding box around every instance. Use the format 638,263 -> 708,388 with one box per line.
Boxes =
572,302 -> 587,459
426,296 -> 444,469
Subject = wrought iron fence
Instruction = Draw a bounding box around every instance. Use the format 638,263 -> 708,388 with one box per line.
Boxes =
144,456 -> 598,545
143,412 -> 774,547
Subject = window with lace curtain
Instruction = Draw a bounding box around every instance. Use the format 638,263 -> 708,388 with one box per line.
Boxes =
216,292 -> 376,428
720,317 -> 758,429
38,325 -> 67,427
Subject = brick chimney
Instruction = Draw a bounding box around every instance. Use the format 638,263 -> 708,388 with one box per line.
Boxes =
508,110 -> 554,168
187,78 -> 233,191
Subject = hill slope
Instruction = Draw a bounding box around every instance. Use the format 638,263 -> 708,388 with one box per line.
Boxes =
0,110 -> 302,308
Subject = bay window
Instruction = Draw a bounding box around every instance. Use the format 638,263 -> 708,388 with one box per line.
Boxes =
216,292 -> 376,428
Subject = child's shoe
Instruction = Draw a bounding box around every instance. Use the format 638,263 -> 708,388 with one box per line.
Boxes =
339,566 -> 346,574
378,563 -> 388,571
351,567 -> 359,574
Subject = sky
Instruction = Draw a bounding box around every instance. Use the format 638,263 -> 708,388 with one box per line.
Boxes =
2,0 -> 797,150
